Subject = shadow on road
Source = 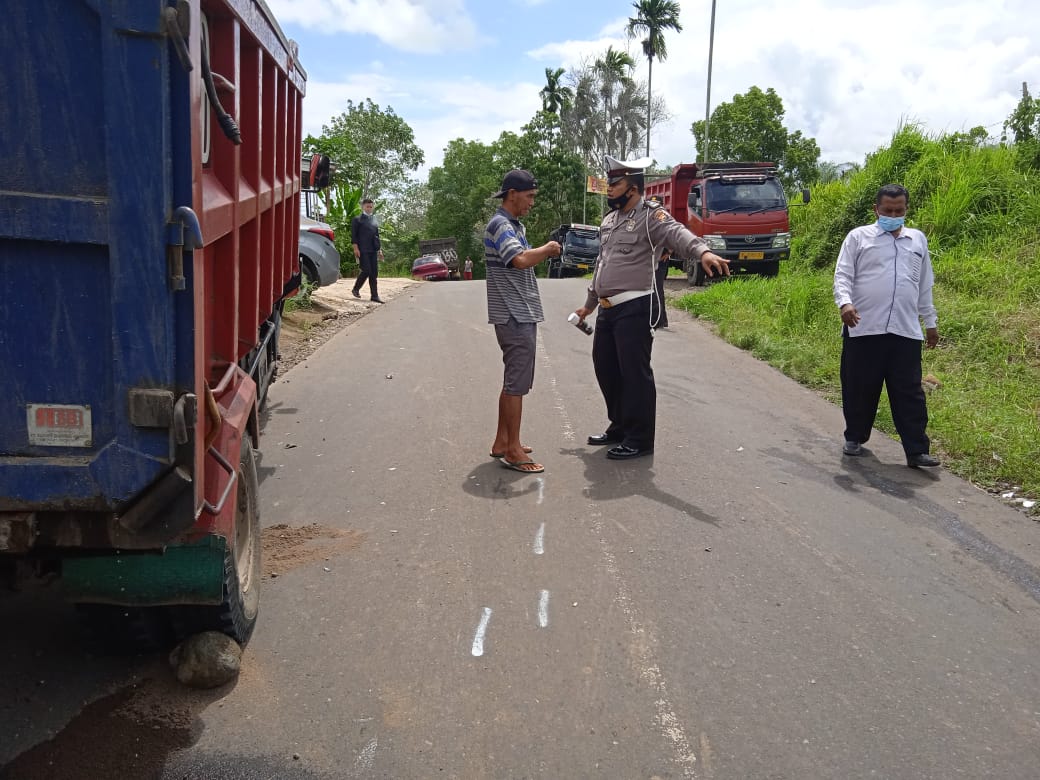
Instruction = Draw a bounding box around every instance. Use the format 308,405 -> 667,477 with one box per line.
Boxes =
459,449 -> 718,526
0,589 -> 234,779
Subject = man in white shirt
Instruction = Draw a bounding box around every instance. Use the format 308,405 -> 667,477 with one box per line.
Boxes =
833,183 -> 940,469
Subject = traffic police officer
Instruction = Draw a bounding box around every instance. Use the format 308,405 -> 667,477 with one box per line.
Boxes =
573,155 -> 730,460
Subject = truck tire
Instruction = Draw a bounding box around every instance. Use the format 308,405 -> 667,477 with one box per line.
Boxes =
688,261 -> 706,287
170,436 -> 261,645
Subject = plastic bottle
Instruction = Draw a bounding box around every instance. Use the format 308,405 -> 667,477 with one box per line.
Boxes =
568,312 -> 593,335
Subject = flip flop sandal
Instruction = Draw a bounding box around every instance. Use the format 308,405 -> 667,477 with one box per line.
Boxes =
500,458 -> 544,473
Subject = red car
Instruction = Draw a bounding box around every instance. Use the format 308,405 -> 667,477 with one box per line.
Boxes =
412,254 -> 450,281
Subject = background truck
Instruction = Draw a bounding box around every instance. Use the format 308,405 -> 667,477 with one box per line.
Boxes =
0,0 -> 306,647
643,163 -> 808,285
418,238 -> 460,279
547,224 -> 601,278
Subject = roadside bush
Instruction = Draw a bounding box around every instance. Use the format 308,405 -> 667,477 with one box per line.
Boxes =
679,125 -> 1040,498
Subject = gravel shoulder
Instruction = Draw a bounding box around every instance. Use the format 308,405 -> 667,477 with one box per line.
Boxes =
278,276 -> 420,372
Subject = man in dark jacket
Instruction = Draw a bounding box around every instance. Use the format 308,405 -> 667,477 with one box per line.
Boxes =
351,198 -> 383,303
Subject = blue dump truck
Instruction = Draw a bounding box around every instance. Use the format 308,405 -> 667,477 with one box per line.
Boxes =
0,1 -> 306,647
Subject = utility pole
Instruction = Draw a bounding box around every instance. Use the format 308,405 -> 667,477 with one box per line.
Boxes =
702,0 -> 717,164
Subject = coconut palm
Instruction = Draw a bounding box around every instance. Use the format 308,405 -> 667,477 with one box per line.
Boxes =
539,67 -> 574,115
626,0 -> 682,157
594,47 -> 636,158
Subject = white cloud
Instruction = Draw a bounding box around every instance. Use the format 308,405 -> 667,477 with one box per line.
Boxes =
302,74 -> 541,176
266,0 -> 479,53
528,0 -> 1035,168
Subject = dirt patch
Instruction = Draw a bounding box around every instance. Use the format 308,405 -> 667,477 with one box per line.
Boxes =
278,277 -> 420,373
0,673 -> 208,780
261,523 -> 365,577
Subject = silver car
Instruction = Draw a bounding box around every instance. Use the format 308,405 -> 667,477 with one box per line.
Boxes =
299,215 -> 341,287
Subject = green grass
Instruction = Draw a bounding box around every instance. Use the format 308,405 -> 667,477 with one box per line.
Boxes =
283,277 -> 316,313
676,127 -> 1040,505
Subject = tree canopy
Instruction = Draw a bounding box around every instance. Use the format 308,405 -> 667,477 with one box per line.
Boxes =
691,86 -> 821,189
304,99 -> 424,201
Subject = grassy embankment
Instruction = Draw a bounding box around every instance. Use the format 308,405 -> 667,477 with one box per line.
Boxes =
675,126 -> 1040,505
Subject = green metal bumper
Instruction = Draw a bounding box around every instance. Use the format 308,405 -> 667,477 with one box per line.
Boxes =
62,536 -> 228,606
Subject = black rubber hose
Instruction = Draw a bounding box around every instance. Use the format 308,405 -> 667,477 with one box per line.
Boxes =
200,40 -> 242,145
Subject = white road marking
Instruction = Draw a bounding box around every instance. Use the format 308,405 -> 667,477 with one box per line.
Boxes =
353,738 -> 378,773
536,476 -> 545,504
534,522 -> 546,555
471,607 -> 492,657
591,512 -> 699,777
538,590 -> 550,628
537,331 -> 576,443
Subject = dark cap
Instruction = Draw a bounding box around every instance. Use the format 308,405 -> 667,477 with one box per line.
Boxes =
604,154 -> 653,184
492,169 -> 538,198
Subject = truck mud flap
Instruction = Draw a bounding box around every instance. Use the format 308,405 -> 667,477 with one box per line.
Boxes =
63,536 -> 227,607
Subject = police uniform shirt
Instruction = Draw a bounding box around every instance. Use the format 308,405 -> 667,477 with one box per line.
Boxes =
585,199 -> 710,308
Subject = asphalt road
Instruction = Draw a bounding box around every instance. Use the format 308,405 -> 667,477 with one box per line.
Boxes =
3,279 -> 1039,779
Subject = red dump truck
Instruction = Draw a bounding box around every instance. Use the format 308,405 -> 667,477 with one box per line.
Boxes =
0,1 -> 306,647
644,163 -> 807,285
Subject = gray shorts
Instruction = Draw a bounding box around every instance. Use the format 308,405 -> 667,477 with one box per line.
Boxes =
495,319 -> 537,396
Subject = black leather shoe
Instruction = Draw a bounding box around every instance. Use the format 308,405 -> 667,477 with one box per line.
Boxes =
907,453 -> 940,469
606,444 -> 653,460
371,297 -> 384,304
843,440 -> 863,456
351,288 -> 361,298
587,433 -> 623,446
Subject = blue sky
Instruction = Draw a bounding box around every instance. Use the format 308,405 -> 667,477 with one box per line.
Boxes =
267,0 -> 1038,178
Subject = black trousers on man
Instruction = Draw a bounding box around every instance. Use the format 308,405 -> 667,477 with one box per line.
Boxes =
840,332 -> 930,456
353,251 -> 379,298
592,295 -> 656,450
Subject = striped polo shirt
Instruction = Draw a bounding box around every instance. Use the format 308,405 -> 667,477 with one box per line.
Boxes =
484,206 -> 544,325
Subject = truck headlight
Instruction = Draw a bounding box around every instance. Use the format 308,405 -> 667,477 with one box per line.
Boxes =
771,232 -> 791,249
704,234 -> 727,251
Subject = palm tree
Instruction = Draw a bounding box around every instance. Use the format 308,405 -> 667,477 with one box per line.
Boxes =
626,0 -> 682,158
539,67 -> 573,115
594,47 -> 636,158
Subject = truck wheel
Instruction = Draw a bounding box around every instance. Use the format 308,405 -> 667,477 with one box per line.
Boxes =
688,262 -> 706,287
170,436 -> 261,645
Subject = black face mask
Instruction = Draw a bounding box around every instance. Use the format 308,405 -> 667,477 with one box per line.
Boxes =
607,187 -> 634,210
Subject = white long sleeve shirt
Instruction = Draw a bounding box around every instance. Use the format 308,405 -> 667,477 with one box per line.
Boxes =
833,223 -> 937,340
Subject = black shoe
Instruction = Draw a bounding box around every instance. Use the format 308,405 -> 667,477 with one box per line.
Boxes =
907,453 -> 940,469
606,444 -> 653,460
371,297 -> 384,304
587,433 -> 623,446
351,288 -> 361,298
843,440 -> 864,456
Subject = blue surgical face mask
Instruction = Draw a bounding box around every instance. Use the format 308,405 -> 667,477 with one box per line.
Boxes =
877,214 -> 905,232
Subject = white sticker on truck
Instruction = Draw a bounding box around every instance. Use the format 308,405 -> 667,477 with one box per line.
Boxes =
27,404 -> 93,447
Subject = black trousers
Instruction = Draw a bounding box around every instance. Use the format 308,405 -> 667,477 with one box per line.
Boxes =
354,251 -> 379,297
651,260 -> 668,327
840,332 -> 930,455
592,295 -> 655,449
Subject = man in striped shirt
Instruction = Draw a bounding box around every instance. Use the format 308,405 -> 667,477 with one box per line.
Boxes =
485,169 -> 561,474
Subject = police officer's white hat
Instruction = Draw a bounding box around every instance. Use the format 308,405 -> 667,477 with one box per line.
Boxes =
604,154 -> 653,184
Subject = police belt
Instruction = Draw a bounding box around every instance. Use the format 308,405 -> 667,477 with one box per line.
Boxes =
598,289 -> 652,309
